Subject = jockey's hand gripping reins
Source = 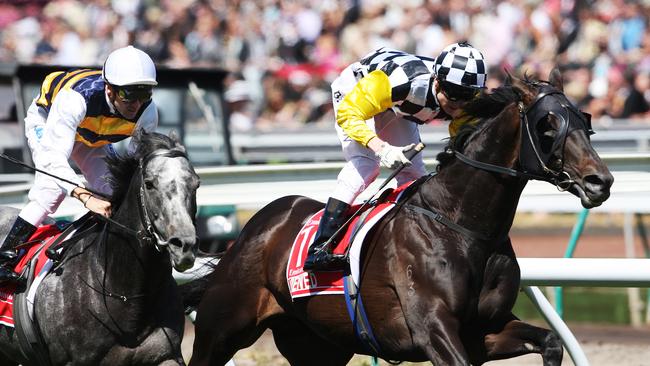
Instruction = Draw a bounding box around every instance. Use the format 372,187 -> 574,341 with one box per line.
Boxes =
333,142 -> 425,258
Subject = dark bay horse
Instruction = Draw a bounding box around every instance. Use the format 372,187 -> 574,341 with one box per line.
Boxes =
188,70 -> 613,365
0,132 -> 200,365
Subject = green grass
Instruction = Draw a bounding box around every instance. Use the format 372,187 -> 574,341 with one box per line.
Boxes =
514,287 -> 647,324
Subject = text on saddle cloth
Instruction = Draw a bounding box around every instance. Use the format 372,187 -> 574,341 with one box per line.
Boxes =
286,181 -> 416,300
0,224 -> 67,328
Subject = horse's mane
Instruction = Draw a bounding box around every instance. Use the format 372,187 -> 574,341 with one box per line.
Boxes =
436,74 -> 535,167
105,132 -> 179,205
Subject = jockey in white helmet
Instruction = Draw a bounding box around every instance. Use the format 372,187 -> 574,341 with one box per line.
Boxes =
0,46 -> 159,286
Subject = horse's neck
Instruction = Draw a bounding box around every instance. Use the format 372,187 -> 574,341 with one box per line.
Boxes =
417,119 -> 526,241
97,196 -> 169,294
418,167 -> 526,244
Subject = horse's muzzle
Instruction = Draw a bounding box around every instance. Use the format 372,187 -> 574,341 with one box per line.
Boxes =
571,171 -> 614,208
167,235 -> 197,272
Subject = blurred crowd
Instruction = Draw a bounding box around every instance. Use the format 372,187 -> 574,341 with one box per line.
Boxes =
0,0 -> 649,131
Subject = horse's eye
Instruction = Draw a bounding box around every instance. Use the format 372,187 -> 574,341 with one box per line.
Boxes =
145,180 -> 155,190
537,119 -> 557,153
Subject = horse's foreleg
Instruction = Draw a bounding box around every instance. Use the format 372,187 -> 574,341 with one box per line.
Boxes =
481,315 -> 563,366
413,306 -> 470,366
190,285 -> 281,366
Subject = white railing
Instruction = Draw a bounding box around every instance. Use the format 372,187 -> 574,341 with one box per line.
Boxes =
187,124 -> 650,165
518,258 -> 650,366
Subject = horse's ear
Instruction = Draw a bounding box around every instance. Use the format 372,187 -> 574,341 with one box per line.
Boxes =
508,71 -> 536,104
168,130 -> 181,144
133,128 -> 146,145
549,68 -> 564,91
168,130 -> 186,152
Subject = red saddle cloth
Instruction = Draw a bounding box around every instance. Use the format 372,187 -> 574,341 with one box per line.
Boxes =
286,182 -> 414,299
0,224 -> 63,327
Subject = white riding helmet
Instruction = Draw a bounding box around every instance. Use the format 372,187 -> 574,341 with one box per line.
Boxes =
434,42 -> 487,89
102,46 -> 158,86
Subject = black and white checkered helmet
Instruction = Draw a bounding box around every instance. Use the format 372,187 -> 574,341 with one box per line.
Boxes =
434,42 -> 487,89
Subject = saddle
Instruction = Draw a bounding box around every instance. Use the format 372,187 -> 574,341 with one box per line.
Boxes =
286,176 -> 428,299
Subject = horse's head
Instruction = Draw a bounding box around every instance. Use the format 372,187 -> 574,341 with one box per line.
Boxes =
110,131 -> 200,272
505,69 -> 614,208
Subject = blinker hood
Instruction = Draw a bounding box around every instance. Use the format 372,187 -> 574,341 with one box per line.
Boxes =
518,85 -> 593,179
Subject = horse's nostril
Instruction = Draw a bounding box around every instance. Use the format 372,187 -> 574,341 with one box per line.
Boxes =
585,172 -> 614,191
584,175 -> 603,187
168,237 -> 183,248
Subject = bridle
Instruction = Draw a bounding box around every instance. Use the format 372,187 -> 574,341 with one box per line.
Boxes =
99,148 -> 190,251
408,82 -> 594,243
138,148 -> 190,250
448,82 -> 593,190
82,147 -> 191,308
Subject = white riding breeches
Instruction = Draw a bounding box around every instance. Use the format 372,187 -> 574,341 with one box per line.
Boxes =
330,64 -> 426,205
21,103 -> 115,226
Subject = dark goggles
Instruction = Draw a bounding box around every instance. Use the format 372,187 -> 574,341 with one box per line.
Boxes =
438,79 -> 480,102
113,85 -> 153,103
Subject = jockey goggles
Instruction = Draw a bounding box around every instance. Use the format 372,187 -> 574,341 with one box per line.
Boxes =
113,84 -> 153,103
438,79 -> 480,102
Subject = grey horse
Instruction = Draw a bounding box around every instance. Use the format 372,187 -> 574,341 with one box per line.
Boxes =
0,132 -> 199,365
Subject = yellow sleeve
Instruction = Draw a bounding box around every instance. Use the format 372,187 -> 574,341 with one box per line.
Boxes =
336,70 -> 393,146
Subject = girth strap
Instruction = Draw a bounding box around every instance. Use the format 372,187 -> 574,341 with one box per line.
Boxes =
405,204 -> 493,241
343,274 -> 382,356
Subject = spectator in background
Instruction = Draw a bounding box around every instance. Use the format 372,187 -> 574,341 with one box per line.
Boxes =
136,6 -> 171,63
256,72 -> 302,130
0,0 -> 649,127
621,69 -> 650,119
225,79 -> 255,132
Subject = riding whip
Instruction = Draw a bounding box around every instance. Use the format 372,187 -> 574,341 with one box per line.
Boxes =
0,151 -> 108,199
326,142 -> 426,251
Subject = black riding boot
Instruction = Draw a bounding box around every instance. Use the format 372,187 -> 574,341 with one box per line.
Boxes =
0,216 -> 36,286
303,197 -> 350,271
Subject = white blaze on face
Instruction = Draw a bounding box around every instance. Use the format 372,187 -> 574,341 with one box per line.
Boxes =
147,156 -> 196,237
144,154 -> 198,271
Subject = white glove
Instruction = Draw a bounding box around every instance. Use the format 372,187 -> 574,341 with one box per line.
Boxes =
376,143 -> 415,169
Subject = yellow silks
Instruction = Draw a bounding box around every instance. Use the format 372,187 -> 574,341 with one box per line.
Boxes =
336,70 -> 393,147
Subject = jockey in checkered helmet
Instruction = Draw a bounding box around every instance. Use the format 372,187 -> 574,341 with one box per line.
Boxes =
434,42 -> 487,102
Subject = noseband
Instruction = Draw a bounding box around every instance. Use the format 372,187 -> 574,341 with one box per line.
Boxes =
450,83 -> 593,189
